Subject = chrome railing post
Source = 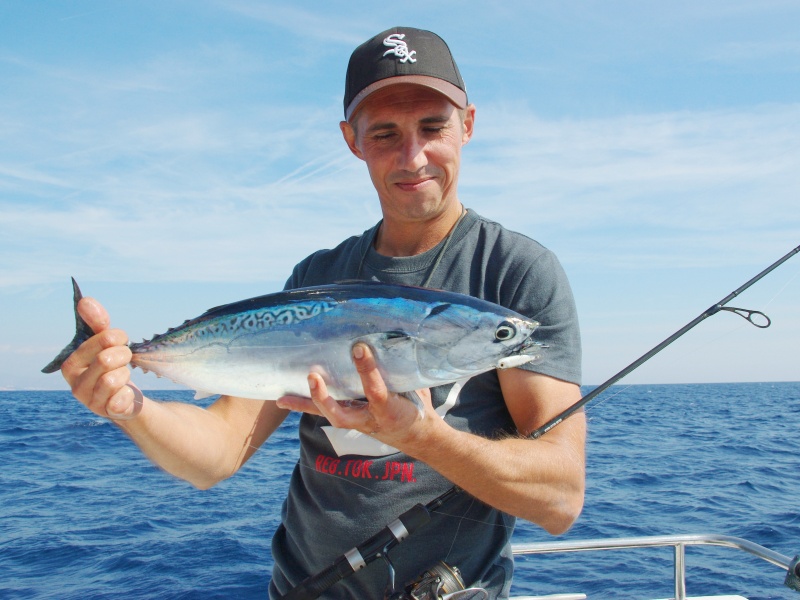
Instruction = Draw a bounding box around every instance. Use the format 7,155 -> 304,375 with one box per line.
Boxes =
674,542 -> 686,600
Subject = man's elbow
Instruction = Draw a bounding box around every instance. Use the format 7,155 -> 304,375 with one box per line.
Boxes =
191,477 -> 220,491
541,503 -> 583,535
175,464 -> 236,491
537,487 -> 585,535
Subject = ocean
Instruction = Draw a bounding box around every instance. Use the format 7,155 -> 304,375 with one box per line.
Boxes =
1,383 -> 798,599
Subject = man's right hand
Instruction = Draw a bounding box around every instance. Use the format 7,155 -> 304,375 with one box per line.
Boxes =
60,296 -> 138,420
55,296 -> 287,489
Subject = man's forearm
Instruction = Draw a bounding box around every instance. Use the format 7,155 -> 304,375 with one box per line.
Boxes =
401,411 -> 586,534
116,395 -> 285,489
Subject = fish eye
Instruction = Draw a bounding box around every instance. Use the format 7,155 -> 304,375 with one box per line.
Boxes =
495,321 -> 516,341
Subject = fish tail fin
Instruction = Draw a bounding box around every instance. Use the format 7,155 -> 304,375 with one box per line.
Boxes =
41,277 -> 95,374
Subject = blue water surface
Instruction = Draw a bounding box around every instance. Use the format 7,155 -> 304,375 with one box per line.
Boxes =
1,383 -> 798,599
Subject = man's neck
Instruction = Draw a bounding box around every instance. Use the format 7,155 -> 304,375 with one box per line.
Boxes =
374,203 -> 465,257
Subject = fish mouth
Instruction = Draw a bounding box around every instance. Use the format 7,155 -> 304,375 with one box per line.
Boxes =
510,333 -> 545,360
495,336 -> 545,370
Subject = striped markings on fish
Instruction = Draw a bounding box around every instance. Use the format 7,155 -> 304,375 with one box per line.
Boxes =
43,278 -> 543,401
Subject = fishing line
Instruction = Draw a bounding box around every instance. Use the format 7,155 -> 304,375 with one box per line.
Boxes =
440,496 -> 478,565
426,508 -> 515,534
579,384 -> 634,423
758,261 -> 800,310
279,242 -> 800,600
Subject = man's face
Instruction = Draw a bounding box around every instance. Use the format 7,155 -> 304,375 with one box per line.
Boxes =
341,84 -> 475,224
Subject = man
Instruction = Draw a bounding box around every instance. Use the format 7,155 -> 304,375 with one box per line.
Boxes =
60,27 -> 585,599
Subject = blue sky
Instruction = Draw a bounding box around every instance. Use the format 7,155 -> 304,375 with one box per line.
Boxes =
2,1 -> 799,391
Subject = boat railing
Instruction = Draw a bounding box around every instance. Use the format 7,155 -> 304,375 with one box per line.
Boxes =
511,533 -> 800,600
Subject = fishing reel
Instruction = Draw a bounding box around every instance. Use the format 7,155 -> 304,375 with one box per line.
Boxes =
384,560 -> 488,600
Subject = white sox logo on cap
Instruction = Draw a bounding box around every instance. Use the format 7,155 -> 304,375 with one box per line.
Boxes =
382,33 -> 417,63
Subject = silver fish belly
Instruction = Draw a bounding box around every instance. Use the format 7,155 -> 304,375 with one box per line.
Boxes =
43,279 -> 542,400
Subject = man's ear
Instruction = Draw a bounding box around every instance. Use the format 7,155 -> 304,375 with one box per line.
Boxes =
461,104 -> 476,146
340,120 -> 364,160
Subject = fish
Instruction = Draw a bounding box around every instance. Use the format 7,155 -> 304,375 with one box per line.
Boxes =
42,278 -> 543,401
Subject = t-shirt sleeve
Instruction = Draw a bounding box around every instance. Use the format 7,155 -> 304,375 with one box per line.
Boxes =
283,261 -> 305,291
509,248 -> 582,385
283,250 -> 325,291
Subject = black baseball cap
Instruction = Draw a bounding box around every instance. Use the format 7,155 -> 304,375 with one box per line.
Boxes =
343,27 -> 468,121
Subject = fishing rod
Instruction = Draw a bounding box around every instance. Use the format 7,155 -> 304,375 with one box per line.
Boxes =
280,243 -> 800,600
530,241 -> 800,439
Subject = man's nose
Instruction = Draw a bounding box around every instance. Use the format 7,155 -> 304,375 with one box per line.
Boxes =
397,133 -> 428,171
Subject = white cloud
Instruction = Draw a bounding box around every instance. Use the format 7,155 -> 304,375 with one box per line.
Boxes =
3,96 -> 799,287
461,102 -> 800,268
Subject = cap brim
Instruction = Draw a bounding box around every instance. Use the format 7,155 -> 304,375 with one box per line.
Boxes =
345,75 -> 468,121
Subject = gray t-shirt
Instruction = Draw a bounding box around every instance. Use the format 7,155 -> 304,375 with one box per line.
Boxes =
269,209 -> 581,599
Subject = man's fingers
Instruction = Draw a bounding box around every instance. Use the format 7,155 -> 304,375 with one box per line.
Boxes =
77,296 -> 112,335
67,345 -> 132,414
276,388 -> 323,416
62,332 -> 131,381
105,382 -> 134,419
351,343 -> 389,402
276,374 -> 375,432
307,373 -> 353,423
106,383 -> 144,420
91,354 -> 132,396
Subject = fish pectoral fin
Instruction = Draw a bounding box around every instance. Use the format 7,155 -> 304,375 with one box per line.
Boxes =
357,330 -> 413,351
384,330 -> 411,342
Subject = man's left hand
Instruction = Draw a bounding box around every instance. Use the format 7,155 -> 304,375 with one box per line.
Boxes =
276,343 -> 433,448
